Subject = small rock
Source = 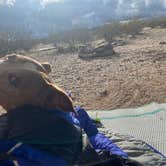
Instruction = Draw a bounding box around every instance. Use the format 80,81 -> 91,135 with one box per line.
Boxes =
159,41 -> 166,45
98,89 -> 108,97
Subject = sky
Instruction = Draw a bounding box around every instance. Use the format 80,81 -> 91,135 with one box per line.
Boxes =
0,0 -> 166,14
42,0 -> 61,5
0,0 -> 62,6
0,0 -> 166,8
0,0 -> 15,5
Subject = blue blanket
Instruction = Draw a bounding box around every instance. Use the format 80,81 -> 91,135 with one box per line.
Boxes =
0,106 -> 128,166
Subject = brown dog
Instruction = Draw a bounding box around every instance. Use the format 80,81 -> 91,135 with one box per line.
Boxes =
0,54 -> 74,112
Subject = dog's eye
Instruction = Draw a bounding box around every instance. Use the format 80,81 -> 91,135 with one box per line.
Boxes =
8,74 -> 20,88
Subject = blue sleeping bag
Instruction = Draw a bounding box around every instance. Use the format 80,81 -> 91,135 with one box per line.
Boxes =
74,106 -> 128,158
0,141 -> 67,166
0,106 -> 128,166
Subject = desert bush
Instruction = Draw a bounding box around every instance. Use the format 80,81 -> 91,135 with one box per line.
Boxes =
47,28 -> 93,44
94,19 -> 143,42
92,17 -> 166,42
0,16 -> 165,55
139,17 -> 166,28
0,32 -> 39,56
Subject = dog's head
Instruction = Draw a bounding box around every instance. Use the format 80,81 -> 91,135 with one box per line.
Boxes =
0,54 -> 74,112
0,54 -> 51,74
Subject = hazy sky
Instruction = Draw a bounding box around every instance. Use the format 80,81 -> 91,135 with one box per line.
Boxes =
0,0 -> 61,5
0,0 -> 166,6
0,0 -> 15,5
0,0 -> 166,9
42,0 -> 61,4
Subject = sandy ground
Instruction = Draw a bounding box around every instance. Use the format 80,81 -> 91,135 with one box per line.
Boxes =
27,28 -> 166,110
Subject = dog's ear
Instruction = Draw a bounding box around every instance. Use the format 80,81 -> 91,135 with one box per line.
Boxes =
41,76 -> 75,113
42,62 -> 51,74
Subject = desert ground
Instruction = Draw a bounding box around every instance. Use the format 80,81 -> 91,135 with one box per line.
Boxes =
20,28 -> 166,110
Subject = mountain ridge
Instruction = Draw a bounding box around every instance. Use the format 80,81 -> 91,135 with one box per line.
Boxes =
0,0 -> 166,37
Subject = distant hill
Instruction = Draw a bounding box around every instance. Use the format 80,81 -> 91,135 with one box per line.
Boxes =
0,0 -> 166,37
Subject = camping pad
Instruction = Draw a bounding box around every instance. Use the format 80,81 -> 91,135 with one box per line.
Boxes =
88,103 -> 166,157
